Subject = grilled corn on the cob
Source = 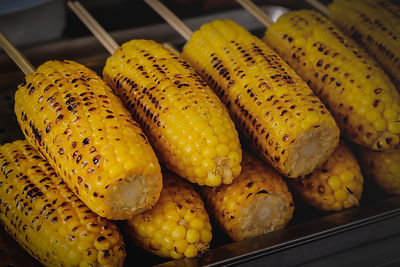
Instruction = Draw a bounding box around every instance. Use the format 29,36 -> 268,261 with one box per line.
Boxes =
264,10 -> 400,151
125,171 -> 212,259
328,0 -> 400,89
182,19 -> 340,178
103,39 -> 242,187
201,152 -> 294,241
0,140 -> 126,266
355,146 -> 400,195
14,60 -> 162,220
289,142 -> 364,211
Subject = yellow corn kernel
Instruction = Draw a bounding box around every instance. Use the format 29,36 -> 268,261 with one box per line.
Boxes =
356,145 -> 400,195
14,60 -> 162,220
0,140 -> 125,267
184,244 -> 199,258
182,19 -> 339,178
264,9 -> 400,151
289,142 -> 364,211
328,0 -> 400,89
200,152 -> 294,241
124,171 -> 211,259
103,39 -> 242,187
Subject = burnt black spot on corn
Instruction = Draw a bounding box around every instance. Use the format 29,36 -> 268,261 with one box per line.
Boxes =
288,142 -> 363,211
14,60 -> 162,220
264,10 -> 400,151
200,152 -> 294,241
103,40 -> 242,186
328,0 -> 400,90
181,19 -> 340,178
125,171 -> 212,259
0,140 -> 126,266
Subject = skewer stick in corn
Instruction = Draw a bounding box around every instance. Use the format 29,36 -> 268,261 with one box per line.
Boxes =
146,0 -> 340,178
0,140 -> 126,266
306,0 -> 400,90
238,0 -> 400,151
201,152 -> 294,241
125,171 -> 212,259
68,1 -> 242,187
0,32 -> 163,220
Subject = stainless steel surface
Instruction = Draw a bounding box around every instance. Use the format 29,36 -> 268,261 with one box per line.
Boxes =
0,4 -> 399,267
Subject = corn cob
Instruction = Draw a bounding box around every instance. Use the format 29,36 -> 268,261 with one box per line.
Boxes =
288,142 -> 363,211
355,146 -> 400,195
103,39 -> 242,187
264,10 -> 400,151
0,140 -> 126,266
328,0 -> 400,89
181,19 -> 340,178
124,171 -> 212,259
14,60 -> 162,220
201,151 -> 294,241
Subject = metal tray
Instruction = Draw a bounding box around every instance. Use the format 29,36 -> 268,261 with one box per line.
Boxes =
1,5 -> 399,267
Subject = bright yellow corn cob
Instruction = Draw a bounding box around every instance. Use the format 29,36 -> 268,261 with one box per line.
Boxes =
200,152 -> 294,241
103,39 -> 242,187
355,146 -> 400,195
14,60 -> 162,220
124,171 -> 212,259
328,0 -> 400,89
181,19 -> 340,178
289,142 -> 364,211
264,10 -> 400,151
0,140 -> 126,266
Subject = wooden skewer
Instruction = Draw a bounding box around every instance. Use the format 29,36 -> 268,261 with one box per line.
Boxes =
304,0 -> 330,17
144,0 -> 193,42
67,1 -> 119,54
0,32 -> 35,75
68,1 -> 180,55
236,0 -> 273,28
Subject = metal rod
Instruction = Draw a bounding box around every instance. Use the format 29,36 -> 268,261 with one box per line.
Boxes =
305,0 -> 330,17
144,0 -> 193,42
0,32 -> 35,75
236,0 -> 273,28
67,1 -> 119,54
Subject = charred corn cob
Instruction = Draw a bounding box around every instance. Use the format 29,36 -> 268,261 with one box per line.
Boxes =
0,140 -> 126,266
328,0 -> 400,89
201,151 -> 294,241
14,60 -> 162,220
181,19 -> 340,178
124,171 -> 212,259
289,142 -> 363,211
355,146 -> 400,195
264,10 -> 400,151
103,39 -> 242,187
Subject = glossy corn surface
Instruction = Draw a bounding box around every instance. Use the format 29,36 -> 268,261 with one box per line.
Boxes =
125,171 -> 212,259
328,0 -> 400,89
0,140 -> 126,266
14,60 -> 162,220
103,39 -> 242,187
289,142 -> 363,211
182,19 -> 339,178
201,152 -> 294,241
264,10 -> 400,151
356,146 -> 400,195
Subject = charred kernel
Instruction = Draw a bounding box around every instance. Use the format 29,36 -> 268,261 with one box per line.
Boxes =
104,39 -> 241,187
0,140 -> 126,265
264,9 -> 400,150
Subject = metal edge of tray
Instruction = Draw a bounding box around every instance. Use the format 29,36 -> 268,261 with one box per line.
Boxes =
155,195 -> 400,266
